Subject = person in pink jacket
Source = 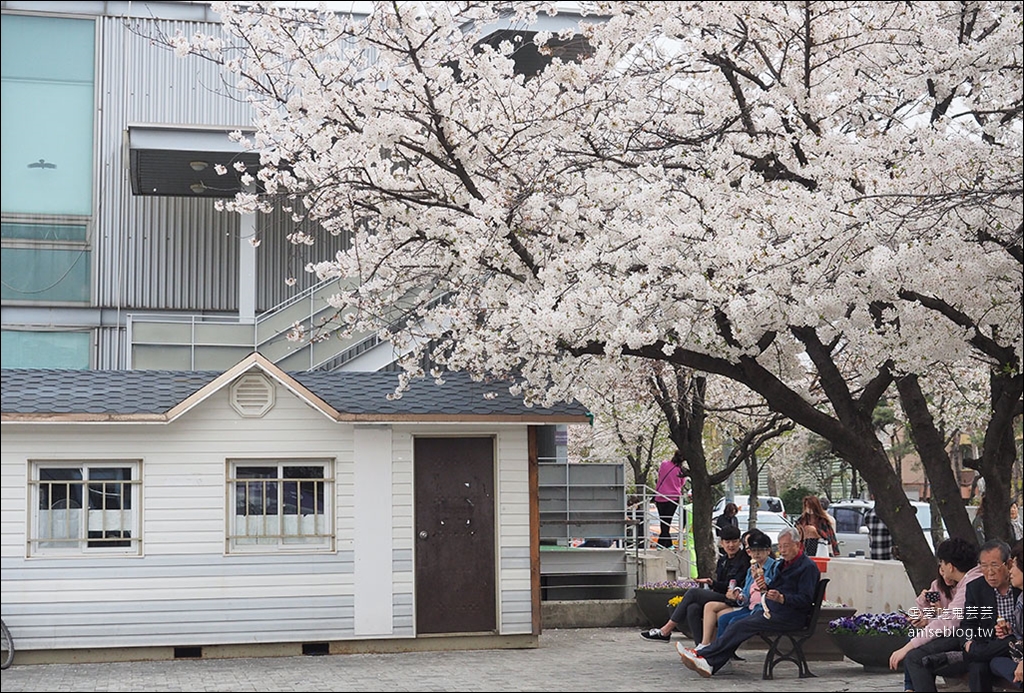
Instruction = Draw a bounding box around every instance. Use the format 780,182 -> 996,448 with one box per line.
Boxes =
654,450 -> 689,548
893,537 -> 984,692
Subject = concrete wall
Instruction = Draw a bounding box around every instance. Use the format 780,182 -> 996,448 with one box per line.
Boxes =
627,550 -> 695,587
542,599 -> 643,629
543,553 -> 921,630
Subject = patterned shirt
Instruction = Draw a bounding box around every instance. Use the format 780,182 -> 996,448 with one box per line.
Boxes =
864,507 -> 893,560
1014,593 -> 1022,640
994,586 -> 1016,623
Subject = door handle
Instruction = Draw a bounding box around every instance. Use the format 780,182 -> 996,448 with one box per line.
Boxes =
419,530 -> 428,539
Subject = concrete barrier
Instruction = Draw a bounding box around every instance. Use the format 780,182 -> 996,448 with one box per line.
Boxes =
543,553 -> 921,631
820,557 -> 917,613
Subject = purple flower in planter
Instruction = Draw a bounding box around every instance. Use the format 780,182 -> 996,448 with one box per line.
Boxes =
827,612 -> 912,636
636,579 -> 700,590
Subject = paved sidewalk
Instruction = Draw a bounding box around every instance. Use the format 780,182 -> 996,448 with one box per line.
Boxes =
0,627 -> 903,692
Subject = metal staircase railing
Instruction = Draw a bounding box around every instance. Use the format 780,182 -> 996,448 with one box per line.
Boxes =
127,279 -> 447,372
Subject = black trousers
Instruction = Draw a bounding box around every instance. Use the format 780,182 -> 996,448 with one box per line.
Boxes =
655,499 -> 678,548
700,610 -> 804,674
904,636 -> 964,692
668,587 -> 730,645
965,638 -> 1012,692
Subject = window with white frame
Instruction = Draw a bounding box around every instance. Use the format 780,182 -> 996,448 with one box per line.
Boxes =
29,461 -> 141,555
227,459 -> 334,552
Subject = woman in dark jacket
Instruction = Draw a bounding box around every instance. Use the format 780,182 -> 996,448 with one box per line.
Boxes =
714,502 -> 739,537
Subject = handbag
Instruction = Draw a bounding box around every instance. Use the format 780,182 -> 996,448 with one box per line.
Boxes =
816,539 -> 830,557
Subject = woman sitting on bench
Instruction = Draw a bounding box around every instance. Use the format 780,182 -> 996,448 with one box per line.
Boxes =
694,529 -> 779,652
676,526 -> 820,678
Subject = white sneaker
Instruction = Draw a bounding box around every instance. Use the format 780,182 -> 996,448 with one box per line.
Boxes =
695,643 -> 709,652
691,656 -> 713,678
676,642 -> 713,678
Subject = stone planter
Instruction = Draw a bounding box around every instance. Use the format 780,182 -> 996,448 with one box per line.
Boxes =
634,588 -> 690,628
830,632 -> 910,672
807,606 -> 857,660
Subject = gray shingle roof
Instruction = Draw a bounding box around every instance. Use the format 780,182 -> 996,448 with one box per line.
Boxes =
1,368 -> 588,421
1,369 -> 218,415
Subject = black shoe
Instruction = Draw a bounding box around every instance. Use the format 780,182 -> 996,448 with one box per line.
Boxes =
641,628 -> 671,642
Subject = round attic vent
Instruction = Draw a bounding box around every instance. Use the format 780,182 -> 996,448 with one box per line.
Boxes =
230,373 -> 275,418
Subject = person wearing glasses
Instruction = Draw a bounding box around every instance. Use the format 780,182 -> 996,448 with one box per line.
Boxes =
961,539 -> 1021,692
707,529 -> 779,641
675,526 -> 819,678
897,537 -> 983,693
988,539 -> 1022,687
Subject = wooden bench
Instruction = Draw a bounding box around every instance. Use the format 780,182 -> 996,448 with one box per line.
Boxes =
757,577 -> 829,680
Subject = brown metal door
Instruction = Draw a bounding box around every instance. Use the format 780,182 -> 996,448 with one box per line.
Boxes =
414,437 -> 496,634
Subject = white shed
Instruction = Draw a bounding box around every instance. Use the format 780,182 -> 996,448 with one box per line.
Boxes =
0,354 -> 588,663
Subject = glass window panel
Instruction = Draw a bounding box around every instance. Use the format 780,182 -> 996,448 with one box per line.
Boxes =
235,468 -> 278,516
32,461 -> 140,555
1,15 -> 94,216
88,467 -> 132,511
228,461 -> 332,551
1,330 -> 90,369
834,508 -> 863,534
283,466 -> 324,516
284,466 -> 324,479
39,467 -> 83,510
0,82 -> 94,215
87,529 -> 131,549
1,15 -> 95,82
1,222 -> 87,242
39,508 -> 81,546
236,467 -> 277,479
1,247 -> 90,302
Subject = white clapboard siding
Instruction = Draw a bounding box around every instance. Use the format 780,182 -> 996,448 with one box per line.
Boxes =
1,377 -> 538,650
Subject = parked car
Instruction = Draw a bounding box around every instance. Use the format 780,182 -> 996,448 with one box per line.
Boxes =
732,508 -> 794,548
647,503 -> 792,549
828,499 -> 936,557
714,495 -> 786,518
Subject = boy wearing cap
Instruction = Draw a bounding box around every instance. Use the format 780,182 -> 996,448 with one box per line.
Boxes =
711,529 -> 779,640
677,525 -> 821,678
641,524 -> 748,644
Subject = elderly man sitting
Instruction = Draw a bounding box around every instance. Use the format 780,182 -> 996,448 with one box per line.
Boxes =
676,525 -> 821,678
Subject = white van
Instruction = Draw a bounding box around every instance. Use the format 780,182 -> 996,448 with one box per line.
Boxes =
829,499 -> 936,556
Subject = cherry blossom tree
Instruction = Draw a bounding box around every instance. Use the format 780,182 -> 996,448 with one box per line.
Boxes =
564,361 -> 674,489
567,358 -> 793,574
171,1 -> 1021,590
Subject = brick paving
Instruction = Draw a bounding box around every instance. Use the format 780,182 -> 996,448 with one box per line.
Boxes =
0,627 -> 904,692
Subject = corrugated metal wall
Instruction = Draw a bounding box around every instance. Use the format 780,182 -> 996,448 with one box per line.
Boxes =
94,14 -> 352,315
94,14 -> 248,312
256,205 -> 352,311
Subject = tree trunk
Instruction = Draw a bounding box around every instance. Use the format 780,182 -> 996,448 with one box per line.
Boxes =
747,452 -> 760,530
837,437 -> 936,591
656,372 -> 717,578
977,370 -> 1021,543
590,324 -> 1008,594
895,375 -> 975,545
731,350 -> 936,592
685,451 -> 716,578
